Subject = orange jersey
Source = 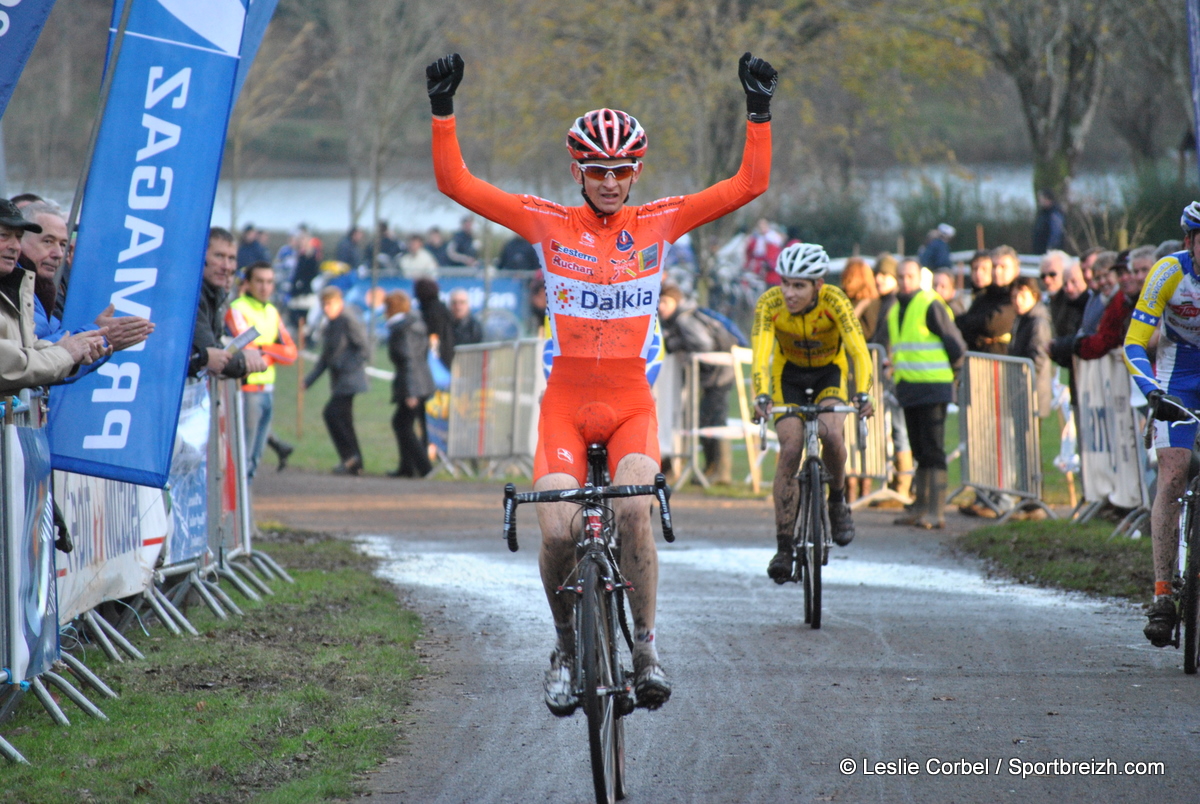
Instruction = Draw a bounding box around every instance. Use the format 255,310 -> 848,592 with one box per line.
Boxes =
432,116 -> 771,364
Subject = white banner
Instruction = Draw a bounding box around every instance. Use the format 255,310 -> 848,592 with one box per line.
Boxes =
1075,351 -> 1148,509
53,472 -> 167,624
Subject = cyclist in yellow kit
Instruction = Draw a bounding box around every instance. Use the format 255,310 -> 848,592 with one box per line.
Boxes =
751,243 -> 874,582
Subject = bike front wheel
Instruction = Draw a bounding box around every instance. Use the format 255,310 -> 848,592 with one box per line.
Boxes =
1184,485 -> 1200,674
800,459 -> 825,629
580,557 -> 622,803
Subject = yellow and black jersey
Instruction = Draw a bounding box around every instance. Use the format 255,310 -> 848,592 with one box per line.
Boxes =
750,283 -> 873,400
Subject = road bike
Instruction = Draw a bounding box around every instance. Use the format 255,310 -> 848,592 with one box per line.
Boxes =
760,392 -> 864,629
502,444 -> 675,804
1144,398 -> 1200,674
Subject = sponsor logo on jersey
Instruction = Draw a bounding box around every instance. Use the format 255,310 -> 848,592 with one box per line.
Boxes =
551,254 -> 594,275
616,229 -> 635,252
638,244 -> 659,272
557,448 -> 574,464
550,240 -> 597,263
581,287 -> 655,312
580,232 -> 596,247
610,255 -> 638,279
554,288 -> 577,305
1175,304 -> 1200,319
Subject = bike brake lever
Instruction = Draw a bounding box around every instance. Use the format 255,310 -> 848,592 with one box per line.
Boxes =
503,483 -> 519,552
654,473 -> 675,543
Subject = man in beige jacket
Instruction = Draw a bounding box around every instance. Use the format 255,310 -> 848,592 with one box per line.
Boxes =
0,199 -> 108,393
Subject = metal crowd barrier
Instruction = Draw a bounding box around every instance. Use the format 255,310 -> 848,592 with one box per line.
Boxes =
844,344 -> 908,510
447,339 -> 543,476
953,351 -> 1054,520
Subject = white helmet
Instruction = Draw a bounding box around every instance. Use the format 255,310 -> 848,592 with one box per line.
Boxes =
775,242 -> 829,279
1181,201 -> 1200,234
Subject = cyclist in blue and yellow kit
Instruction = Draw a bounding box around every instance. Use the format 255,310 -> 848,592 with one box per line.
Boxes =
1125,201 -> 1200,646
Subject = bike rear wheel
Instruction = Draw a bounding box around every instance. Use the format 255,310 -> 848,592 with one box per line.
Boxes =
580,557 -> 622,804
1184,483 -> 1200,674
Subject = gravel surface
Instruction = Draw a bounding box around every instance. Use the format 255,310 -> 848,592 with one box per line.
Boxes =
253,472 -> 1200,803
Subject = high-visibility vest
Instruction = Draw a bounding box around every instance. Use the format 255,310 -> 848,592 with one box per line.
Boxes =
228,295 -> 283,386
887,290 -> 953,384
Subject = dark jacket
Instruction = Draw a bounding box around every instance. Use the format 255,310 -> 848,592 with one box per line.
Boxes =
661,300 -> 734,388
189,279 -> 247,378
387,313 -> 435,402
955,283 -> 1015,354
497,236 -> 539,270
305,312 -> 369,396
419,297 -> 455,367
869,292 -> 897,346
889,291 -> 967,408
1032,206 -> 1065,254
1008,303 -> 1053,417
452,314 -> 484,349
1049,288 -> 1091,339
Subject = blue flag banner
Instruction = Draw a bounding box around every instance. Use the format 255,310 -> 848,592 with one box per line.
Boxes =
1189,0 -> 1200,187
48,0 -> 250,487
232,0 -> 280,103
0,0 -> 58,120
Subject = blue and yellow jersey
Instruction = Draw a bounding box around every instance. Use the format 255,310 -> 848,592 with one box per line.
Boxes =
1124,250 -> 1200,396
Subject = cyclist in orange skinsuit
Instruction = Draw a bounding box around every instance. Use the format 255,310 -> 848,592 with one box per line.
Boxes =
426,51 -> 775,715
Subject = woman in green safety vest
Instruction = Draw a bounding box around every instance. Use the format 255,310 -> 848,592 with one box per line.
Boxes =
884,258 -> 967,529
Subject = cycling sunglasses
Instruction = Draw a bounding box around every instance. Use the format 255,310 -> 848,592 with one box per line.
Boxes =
577,162 -> 640,181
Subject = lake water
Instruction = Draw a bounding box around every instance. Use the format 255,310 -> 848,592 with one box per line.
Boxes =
15,164 -> 1126,236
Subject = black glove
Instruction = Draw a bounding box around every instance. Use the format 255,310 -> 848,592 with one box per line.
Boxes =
1149,389 -> 1190,423
426,53 -> 464,116
738,52 -> 777,122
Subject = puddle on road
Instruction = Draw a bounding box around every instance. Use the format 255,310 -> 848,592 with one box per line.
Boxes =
358,536 -> 1100,611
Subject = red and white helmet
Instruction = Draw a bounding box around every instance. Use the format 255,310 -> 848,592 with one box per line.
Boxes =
566,109 -> 648,160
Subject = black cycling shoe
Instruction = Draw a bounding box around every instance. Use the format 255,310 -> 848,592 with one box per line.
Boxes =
829,501 -> 855,546
767,549 -> 793,584
633,653 -> 671,710
543,650 -> 578,717
1144,597 -> 1178,648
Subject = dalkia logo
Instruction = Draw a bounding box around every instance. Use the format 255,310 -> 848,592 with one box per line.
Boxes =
555,288 -> 576,304
580,287 -> 654,311
616,230 -> 635,252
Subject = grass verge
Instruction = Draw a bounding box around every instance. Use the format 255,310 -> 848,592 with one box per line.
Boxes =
1,531 -> 420,803
957,519 -> 1154,602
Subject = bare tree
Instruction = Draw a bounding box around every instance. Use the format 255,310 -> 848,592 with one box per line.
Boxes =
227,21 -> 329,230
949,0 -> 1117,200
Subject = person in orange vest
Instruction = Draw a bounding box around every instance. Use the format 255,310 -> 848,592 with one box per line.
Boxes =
226,261 -> 298,478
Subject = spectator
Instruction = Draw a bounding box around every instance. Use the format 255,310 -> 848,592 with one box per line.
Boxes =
868,252 -> 911,504
336,226 -> 365,269
369,220 -> 402,262
1050,258 -> 1092,339
887,257 -> 966,529
871,253 -> 899,342
528,277 -> 547,337
449,288 -> 483,348
497,234 -> 539,271
10,193 -> 43,210
918,223 -> 955,270
385,290 -> 435,478
1156,239 -> 1183,260
744,218 -> 783,284
237,224 -> 270,269
840,256 -> 881,339
933,269 -> 965,317
1008,276 -> 1053,417
957,245 -> 1018,354
20,201 -> 152,350
274,226 -> 305,296
658,282 -> 735,484
304,286 -> 368,475
1075,247 -> 1153,360
291,234 -> 322,296
188,227 -> 268,380
966,248 -> 992,293
414,276 -> 455,368
225,262 -> 298,478
398,234 -> 439,278
446,216 -> 479,267
1076,251 -> 1118,336
1031,187 -> 1065,254
1078,246 -> 1103,291
0,199 -> 108,391
1039,249 -> 1066,300
426,227 -> 451,266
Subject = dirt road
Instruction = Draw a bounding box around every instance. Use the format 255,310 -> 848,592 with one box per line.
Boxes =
254,472 -> 1200,803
